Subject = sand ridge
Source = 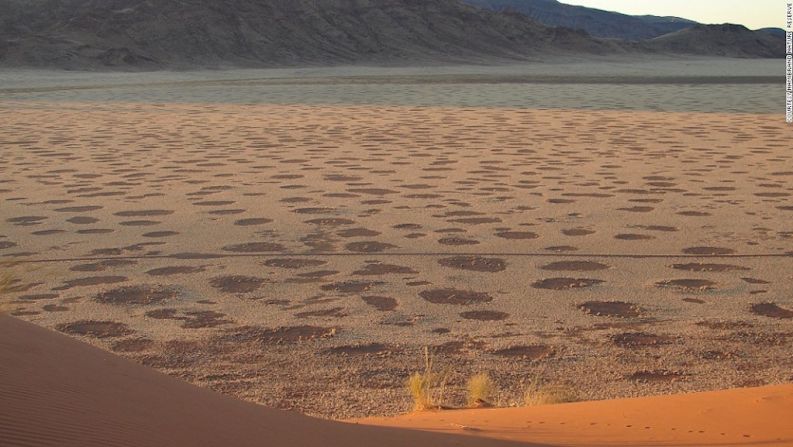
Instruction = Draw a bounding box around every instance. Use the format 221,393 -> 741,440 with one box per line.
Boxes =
2,314 -> 791,447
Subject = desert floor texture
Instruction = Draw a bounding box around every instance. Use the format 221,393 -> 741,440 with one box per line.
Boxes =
1,60 -> 791,419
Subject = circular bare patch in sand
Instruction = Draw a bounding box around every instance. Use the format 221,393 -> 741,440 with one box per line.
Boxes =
682,246 -> 735,255
562,228 -> 595,236
337,228 -> 381,237
57,320 -> 133,338
612,332 -> 671,348
234,218 -> 273,226
222,325 -> 337,343
54,205 -> 103,213
320,280 -> 384,294
578,301 -> 641,318
532,278 -> 604,290
181,311 -> 233,329
438,237 -> 480,246
146,266 -> 205,276
419,288 -> 492,305
70,259 -> 137,272
362,296 -> 398,311
7,216 -> 47,225
495,231 -> 539,240
438,256 -> 507,273
210,275 -> 265,293
741,277 -> 770,285
677,211 -> 710,217
656,279 -> 716,292
614,233 -> 655,240
672,263 -> 750,272
541,261 -> 609,272
345,241 -> 397,253
263,258 -> 327,269
750,303 -> 793,319
66,216 -> 99,224
295,208 -> 336,214
491,345 -> 552,360
305,218 -> 356,226
114,210 -> 174,217
62,276 -> 128,288
96,284 -> 180,305
545,246 -> 579,252
322,343 -> 393,355
222,242 -> 285,253
460,310 -> 510,321
353,263 -> 417,275
111,338 -> 154,353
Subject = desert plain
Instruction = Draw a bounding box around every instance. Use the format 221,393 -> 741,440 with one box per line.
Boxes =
1,59 -> 792,424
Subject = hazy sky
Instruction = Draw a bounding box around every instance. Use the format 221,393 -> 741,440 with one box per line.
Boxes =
564,0 -> 782,29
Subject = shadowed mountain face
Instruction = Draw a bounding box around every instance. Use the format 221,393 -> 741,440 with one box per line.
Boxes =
463,0 -> 696,40
648,24 -> 785,58
0,0 -> 622,69
0,0 -> 784,70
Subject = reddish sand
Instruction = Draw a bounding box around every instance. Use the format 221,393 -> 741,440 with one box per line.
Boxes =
0,315 -> 532,447
2,314 -> 791,447
361,386 -> 793,446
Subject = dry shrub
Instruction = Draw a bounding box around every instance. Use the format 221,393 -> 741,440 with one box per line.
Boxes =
466,372 -> 495,407
523,376 -> 578,406
407,347 -> 450,411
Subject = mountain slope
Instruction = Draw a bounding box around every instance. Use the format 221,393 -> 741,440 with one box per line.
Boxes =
463,0 -> 697,40
0,0 -> 622,69
648,24 -> 785,58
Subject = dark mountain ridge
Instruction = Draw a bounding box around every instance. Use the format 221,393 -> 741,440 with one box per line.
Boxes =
649,24 -> 784,59
0,0 -> 623,69
463,0 -> 697,40
0,0 -> 784,70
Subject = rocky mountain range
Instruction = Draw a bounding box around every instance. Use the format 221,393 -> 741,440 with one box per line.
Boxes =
0,0 -> 785,69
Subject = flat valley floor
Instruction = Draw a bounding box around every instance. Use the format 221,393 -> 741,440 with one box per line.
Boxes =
1,61 -> 792,418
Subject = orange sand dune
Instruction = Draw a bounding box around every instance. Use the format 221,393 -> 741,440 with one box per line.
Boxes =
0,315 -> 534,447
2,314 -> 792,447
362,385 -> 793,446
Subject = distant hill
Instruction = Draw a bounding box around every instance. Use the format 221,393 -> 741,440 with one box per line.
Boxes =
0,0 -> 783,70
463,0 -> 697,40
647,24 -> 786,58
0,0 -> 622,69
757,28 -> 786,38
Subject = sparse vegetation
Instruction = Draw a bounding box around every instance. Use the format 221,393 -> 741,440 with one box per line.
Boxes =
407,349 -> 576,411
466,372 -> 495,408
523,377 -> 578,406
407,347 -> 450,411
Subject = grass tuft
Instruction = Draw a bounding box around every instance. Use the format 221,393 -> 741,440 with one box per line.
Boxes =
407,347 -> 450,411
466,372 -> 495,408
523,377 -> 578,406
